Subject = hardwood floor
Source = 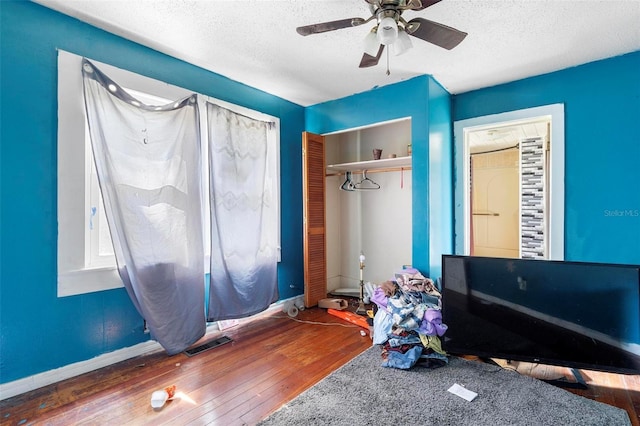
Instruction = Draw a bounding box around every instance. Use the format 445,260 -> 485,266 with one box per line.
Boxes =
1,307 -> 638,425
0,307 -> 372,425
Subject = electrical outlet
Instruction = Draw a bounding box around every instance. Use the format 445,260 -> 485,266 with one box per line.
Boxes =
517,276 -> 527,291
143,320 -> 150,334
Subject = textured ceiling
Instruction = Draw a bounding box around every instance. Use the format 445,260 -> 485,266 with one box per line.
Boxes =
36,0 -> 640,107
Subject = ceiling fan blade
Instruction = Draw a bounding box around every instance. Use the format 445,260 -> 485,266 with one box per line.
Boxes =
296,18 -> 364,36
412,0 -> 442,11
359,44 -> 385,68
406,17 -> 467,50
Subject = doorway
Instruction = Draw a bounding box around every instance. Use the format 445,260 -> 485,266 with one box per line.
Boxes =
453,104 -> 565,260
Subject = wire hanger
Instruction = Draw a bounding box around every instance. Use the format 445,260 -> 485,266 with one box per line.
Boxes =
354,170 -> 380,190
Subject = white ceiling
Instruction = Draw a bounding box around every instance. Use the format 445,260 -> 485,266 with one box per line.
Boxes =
36,0 -> 640,107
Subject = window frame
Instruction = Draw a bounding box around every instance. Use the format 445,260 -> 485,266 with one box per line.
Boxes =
57,50 -> 280,297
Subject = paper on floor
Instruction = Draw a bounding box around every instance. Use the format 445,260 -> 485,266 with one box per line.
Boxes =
448,383 -> 478,402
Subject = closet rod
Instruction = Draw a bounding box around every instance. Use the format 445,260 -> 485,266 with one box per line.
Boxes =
325,166 -> 411,177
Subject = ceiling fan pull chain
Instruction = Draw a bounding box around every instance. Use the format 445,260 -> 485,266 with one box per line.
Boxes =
386,47 -> 390,76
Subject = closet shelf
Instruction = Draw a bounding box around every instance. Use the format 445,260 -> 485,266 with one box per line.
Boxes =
326,155 -> 412,173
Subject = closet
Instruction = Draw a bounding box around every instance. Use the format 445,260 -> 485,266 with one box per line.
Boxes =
303,119 -> 412,307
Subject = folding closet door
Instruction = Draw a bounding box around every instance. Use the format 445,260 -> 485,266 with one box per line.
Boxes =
302,132 -> 327,307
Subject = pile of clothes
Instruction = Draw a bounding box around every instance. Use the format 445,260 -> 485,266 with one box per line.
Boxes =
371,268 -> 448,370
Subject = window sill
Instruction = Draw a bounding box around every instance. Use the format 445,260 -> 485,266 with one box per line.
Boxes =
58,267 -> 123,297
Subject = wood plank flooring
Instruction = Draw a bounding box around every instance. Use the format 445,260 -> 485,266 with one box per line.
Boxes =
1,307 -> 638,425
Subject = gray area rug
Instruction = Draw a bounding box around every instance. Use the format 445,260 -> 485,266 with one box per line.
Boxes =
259,346 -> 631,426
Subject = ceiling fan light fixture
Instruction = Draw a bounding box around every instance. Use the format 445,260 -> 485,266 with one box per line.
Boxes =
376,16 -> 398,45
363,28 -> 380,56
393,28 -> 413,55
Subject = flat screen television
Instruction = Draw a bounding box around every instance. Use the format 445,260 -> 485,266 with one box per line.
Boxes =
441,255 -> 640,375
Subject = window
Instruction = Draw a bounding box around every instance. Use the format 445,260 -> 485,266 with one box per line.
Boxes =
84,88 -> 173,270
85,119 -> 115,269
57,50 -> 280,297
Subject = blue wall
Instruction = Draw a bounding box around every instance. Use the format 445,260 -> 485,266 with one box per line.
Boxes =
305,75 -> 454,277
0,1 -> 305,383
428,78 -> 454,279
453,51 -> 640,265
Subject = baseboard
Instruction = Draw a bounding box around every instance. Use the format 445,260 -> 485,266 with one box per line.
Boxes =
0,295 -> 303,401
0,339 -> 164,401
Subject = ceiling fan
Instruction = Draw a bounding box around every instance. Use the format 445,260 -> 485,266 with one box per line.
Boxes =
296,0 -> 467,69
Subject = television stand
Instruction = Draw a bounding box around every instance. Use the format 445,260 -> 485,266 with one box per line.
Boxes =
542,368 -> 588,390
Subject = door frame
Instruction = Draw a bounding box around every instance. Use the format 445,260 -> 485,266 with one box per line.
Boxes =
453,104 -> 565,260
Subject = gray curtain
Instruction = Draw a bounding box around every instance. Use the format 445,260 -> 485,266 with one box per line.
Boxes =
207,103 -> 278,321
82,59 -> 205,354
